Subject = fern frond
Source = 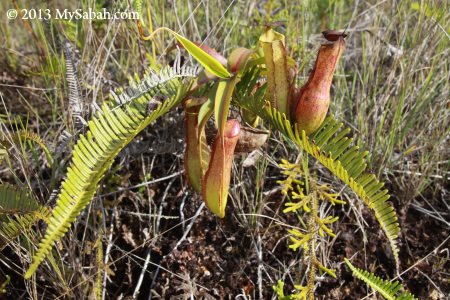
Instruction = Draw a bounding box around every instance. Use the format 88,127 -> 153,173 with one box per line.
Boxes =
14,130 -> 54,166
110,56 -> 198,106
344,259 -> 416,300
240,100 -> 400,270
1,130 -> 54,167
133,0 -> 144,20
0,185 -> 50,250
0,184 -> 40,214
25,69 -> 194,279
0,207 -> 50,249
62,39 -> 86,129
235,66 -> 266,109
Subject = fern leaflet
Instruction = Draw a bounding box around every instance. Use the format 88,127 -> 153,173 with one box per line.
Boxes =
25,68 -> 195,278
62,39 -> 86,129
0,184 -> 50,250
344,259 -> 416,300
2,130 -> 54,167
0,184 -> 40,214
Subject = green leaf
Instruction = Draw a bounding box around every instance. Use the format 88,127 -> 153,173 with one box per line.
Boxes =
24,66 -> 195,279
0,184 -> 50,251
152,28 -> 231,79
0,184 -> 40,214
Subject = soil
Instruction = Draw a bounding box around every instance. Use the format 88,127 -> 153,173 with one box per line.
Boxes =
100,138 -> 450,299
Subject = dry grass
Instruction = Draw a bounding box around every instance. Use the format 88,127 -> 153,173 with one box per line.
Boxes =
0,0 -> 448,298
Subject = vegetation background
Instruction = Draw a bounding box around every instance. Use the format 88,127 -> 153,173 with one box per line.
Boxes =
0,0 -> 448,298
